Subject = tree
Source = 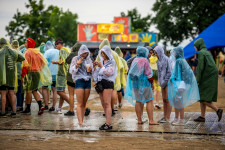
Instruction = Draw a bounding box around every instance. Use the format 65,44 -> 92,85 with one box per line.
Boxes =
48,8 -> 78,47
121,8 -> 151,32
152,0 -> 225,46
5,0 -> 79,47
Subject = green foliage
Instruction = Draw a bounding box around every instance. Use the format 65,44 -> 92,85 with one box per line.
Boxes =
121,8 -> 151,32
152,0 -> 225,46
5,0 -> 79,47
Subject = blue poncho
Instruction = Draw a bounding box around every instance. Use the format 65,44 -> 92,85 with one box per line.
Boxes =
168,46 -> 200,109
124,46 -> 153,106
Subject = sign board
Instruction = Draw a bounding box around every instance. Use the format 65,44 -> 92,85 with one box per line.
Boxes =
97,24 -> 124,33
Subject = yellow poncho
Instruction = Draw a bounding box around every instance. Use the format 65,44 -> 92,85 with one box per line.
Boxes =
115,46 -> 128,88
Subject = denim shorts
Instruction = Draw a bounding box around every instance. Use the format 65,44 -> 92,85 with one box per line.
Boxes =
75,79 -> 91,89
56,87 -> 66,91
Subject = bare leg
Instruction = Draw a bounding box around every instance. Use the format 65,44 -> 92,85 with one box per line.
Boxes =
1,91 -> 7,113
111,90 -> 117,109
42,88 -> 49,106
156,90 -> 160,105
203,102 -> 218,112
146,100 -> 159,125
68,85 -> 75,112
57,91 -> 69,103
76,89 -> 84,125
117,92 -> 123,104
52,87 -> 57,108
180,108 -> 184,120
135,101 -> 143,124
103,89 -> 113,125
48,89 -> 50,104
175,108 -> 179,119
200,102 -> 206,118
58,97 -> 64,108
8,90 -> 16,112
81,89 -> 90,118
26,92 -> 32,104
32,91 -> 41,101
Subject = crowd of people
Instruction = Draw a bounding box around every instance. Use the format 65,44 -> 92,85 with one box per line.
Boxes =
0,37 -> 224,130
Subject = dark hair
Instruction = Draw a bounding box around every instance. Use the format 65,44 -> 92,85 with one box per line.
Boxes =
55,39 -> 63,45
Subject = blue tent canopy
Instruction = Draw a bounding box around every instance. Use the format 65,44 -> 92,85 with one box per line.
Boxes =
184,14 -> 225,59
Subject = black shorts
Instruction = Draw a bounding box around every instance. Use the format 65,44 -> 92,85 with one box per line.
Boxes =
99,79 -> 114,90
43,81 -> 56,88
0,85 -> 14,90
67,81 -> 75,87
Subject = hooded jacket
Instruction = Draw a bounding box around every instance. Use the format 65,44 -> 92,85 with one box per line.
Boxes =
154,46 -> 172,88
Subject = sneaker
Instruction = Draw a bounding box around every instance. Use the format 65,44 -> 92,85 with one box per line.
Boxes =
171,118 -> 179,124
118,103 -> 123,108
172,120 -> 185,126
21,108 -> 31,115
217,109 -> 223,122
85,108 -> 91,116
136,116 -> 148,123
44,105 -> 49,111
112,109 -> 116,116
38,107 -> 45,115
155,104 -> 161,109
0,113 -> 7,118
49,107 -> 55,112
114,105 -> 118,110
157,118 -> 169,123
10,112 -> 16,118
194,116 -> 205,122
64,111 -> 75,116
56,107 -> 62,114
99,123 -> 112,130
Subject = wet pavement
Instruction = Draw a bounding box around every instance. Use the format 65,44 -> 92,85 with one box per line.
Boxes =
0,109 -> 224,135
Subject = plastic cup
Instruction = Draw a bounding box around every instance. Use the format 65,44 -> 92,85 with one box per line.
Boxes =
86,64 -> 91,72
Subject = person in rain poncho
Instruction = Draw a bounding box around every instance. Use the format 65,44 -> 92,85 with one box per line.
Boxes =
114,46 -> 128,109
125,46 -> 158,125
193,38 -> 223,122
154,46 -> 172,123
0,38 -> 25,117
169,49 -> 176,69
39,42 -> 45,55
149,48 -> 161,109
93,45 -> 117,130
43,41 -> 59,112
19,38 -> 48,115
70,45 -> 93,126
168,46 -> 200,126
53,39 -> 71,113
11,40 -> 25,112
64,42 -> 82,116
96,39 -> 123,116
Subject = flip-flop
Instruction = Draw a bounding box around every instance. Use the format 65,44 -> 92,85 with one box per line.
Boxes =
149,122 -> 159,125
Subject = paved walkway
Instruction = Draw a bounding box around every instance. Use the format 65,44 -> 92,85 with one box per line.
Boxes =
0,110 -> 224,135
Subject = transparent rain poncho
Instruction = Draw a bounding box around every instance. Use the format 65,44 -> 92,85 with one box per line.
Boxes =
115,46 -> 128,87
93,45 -> 117,83
70,45 -> 93,82
96,39 -> 122,90
124,47 -> 153,106
168,46 -> 200,109
44,41 -> 59,77
56,47 -> 70,88
0,40 -> 25,91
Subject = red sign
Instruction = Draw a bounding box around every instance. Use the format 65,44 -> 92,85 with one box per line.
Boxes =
114,17 -> 130,34
78,24 -> 98,42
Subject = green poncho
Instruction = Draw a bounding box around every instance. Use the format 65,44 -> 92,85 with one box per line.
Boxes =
0,43 -> 25,89
56,47 -> 70,88
194,38 -> 218,102
115,46 -> 128,87
66,42 -> 82,83
96,39 -> 123,91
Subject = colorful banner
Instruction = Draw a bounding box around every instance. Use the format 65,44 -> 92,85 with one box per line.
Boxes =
114,17 -> 130,34
78,24 -> 98,41
97,24 -> 124,33
129,34 -> 139,42
121,34 -> 129,42
112,34 -> 121,42
139,33 -> 158,46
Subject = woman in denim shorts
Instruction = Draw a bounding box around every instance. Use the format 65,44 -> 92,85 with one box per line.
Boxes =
70,45 -> 93,127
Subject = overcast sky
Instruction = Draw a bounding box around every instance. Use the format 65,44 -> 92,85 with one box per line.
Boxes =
0,0 -> 191,48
